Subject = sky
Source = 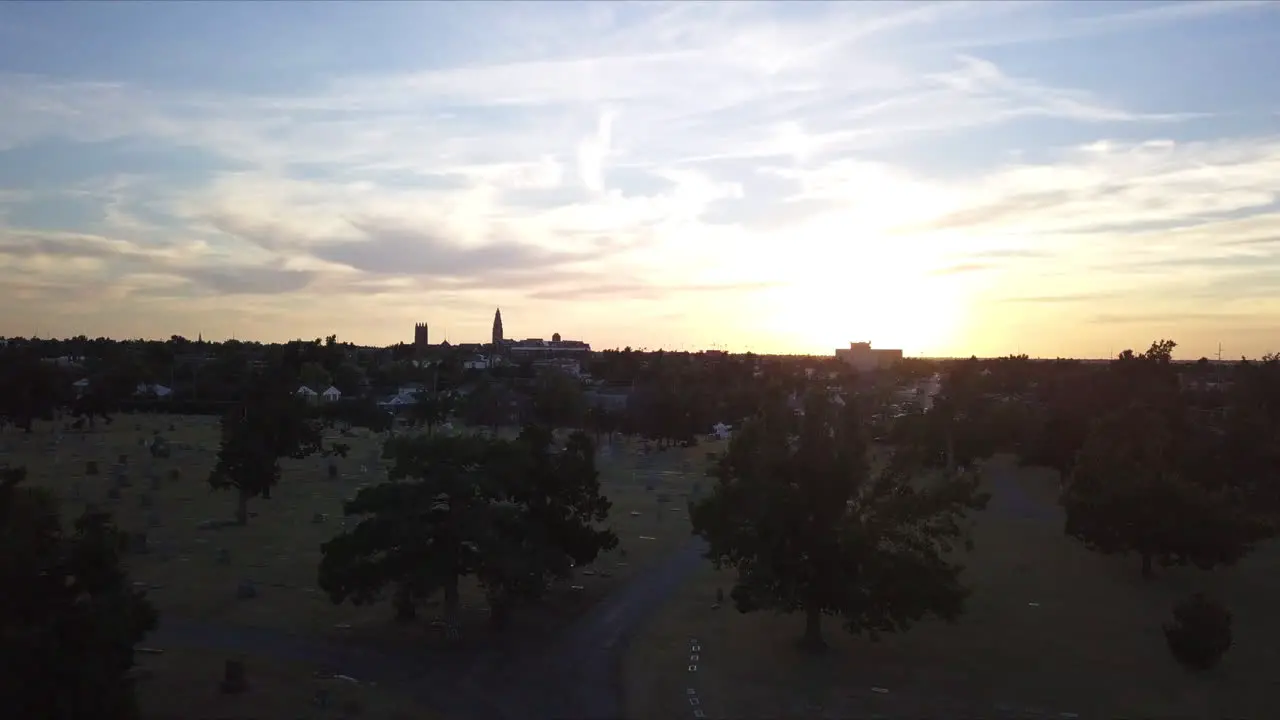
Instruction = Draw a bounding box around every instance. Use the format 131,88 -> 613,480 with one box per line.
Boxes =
0,1 -> 1278,359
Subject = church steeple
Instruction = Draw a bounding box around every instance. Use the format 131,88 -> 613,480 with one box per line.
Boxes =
491,308 -> 504,348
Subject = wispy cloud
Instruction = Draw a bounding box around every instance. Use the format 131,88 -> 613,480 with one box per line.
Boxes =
0,1 -> 1277,355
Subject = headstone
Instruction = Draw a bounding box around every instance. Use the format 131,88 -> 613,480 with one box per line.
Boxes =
220,659 -> 248,694
147,511 -> 162,529
716,587 -> 724,603
168,468 -> 180,482
139,493 -> 152,508
130,532 -> 149,555
118,454 -> 128,465
328,462 -> 338,479
216,548 -> 231,565
112,465 -> 130,487
107,486 -> 121,500
85,460 -> 99,475
168,423 -> 176,432
236,580 -> 257,600
149,474 -> 161,491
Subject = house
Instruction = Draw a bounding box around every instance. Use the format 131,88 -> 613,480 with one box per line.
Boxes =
585,386 -> 631,412
711,422 -> 733,440
134,382 -> 172,399
378,392 -> 419,411
321,386 -> 342,403
463,355 -> 490,371
397,383 -> 426,397
296,385 -> 319,403
72,378 -> 90,397
533,357 -> 581,377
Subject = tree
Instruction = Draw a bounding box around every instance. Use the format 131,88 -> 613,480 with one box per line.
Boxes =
319,434 -> 505,625
208,367 -> 327,525
530,370 -> 587,429
0,350 -> 65,432
318,427 -> 617,630
0,465 -> 158,719
478,426 -> 617,627
410,390 -> 453,435
459,377 -> 509,432
299,361 -> 332,392
1061,403 -> 1264,578
690,390 -> 989,652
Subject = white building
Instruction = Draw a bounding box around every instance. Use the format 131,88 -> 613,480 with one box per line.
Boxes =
321,386 -> 342,402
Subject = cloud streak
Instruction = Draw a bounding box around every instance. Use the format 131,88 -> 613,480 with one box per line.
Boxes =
0,1 -> 1277,356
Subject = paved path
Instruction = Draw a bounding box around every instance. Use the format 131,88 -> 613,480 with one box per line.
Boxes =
150,538 -> 709,720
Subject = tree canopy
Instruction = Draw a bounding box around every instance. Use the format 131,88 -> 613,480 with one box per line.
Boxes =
0,466 -> 158,719
318,426 -> 617,630
691,389 -> 989,652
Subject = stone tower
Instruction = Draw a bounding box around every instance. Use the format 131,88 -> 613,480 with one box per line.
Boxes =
491,308 -> 504,348
414,322 -> 429,357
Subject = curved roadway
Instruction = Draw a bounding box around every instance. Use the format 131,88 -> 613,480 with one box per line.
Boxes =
151,538 -> 708,720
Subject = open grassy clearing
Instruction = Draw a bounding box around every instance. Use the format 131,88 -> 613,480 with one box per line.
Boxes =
624,455 -> 1280,720
0,415 -> 714,645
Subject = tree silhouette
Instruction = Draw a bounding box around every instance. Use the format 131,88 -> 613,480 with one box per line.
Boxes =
208,366 -> 327,524
0,465 -> 158,719
1062,403 -> 1265,578
318,427 -> 617,630
691,390 -> 988,652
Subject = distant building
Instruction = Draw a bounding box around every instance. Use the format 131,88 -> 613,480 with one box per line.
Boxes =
414,322 -> 429,357
532,357 -> 582,377
492,308 -> 504,349
835,341 -> 903,372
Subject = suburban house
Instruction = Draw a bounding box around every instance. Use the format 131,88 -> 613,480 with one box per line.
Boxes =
378,391 -> 419,411
463,354 -> 490,370
295,385 -> 319,403
321,386 -> 342,402
585,385 -> 631,412
134,382 -> 173,399
532,357 -> 582,377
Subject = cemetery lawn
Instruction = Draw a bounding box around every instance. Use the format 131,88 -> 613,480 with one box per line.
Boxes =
3,415 -> 714,652
622,455 -> 1280,720
134,647 -> 429,720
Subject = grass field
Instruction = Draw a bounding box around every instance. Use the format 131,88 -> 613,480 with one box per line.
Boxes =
623,454 -> 1280,720
135,647 -> 429,720
0,414 -> 717,718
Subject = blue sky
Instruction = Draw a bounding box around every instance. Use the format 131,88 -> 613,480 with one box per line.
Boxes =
1,1 -> 1278,357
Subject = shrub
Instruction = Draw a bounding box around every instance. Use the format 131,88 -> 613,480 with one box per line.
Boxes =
1163,592 -> 1232,671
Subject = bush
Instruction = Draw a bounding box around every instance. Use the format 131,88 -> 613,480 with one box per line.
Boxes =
1163,592 -> 1232,671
